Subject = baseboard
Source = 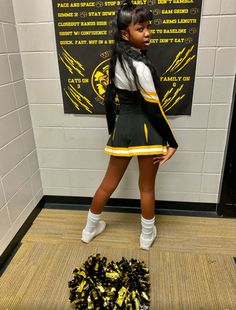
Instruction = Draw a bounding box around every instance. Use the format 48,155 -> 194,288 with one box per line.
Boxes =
0,195 -> 219,271
44,195 -> 218,217
0,197 -> 45,274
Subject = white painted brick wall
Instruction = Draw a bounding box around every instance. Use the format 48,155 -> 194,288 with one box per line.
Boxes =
0,0 -> 42,255
9,0 -> 236,207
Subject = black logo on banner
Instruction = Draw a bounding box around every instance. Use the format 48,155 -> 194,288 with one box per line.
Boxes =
52,0 -> 203,115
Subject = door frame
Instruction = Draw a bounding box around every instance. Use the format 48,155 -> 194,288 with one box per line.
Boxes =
217,74 -> 236,217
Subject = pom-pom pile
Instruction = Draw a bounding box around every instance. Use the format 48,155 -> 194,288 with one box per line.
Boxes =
68,253 -> 150,309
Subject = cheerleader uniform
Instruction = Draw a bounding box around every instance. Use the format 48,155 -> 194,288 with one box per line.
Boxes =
104,48 -> 178,156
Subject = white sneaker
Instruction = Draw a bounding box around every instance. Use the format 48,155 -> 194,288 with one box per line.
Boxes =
140,226 -> 157,250
81,220 -> 106,243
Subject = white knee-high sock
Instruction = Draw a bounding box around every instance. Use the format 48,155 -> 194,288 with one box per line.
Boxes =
141,216 -> 155,240
84,209 -> 101,233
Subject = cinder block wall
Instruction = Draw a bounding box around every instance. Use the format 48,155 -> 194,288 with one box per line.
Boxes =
0,0 -> 42,255
0,0 -> 235,256
12,0 -> 236,204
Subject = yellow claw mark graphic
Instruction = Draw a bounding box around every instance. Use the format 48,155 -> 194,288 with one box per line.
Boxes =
161,87 -> 174,103
162,84 -> 185,112
59,47 -> 85,76
164,45 -> 195,74
59,55 -> 74,74
174,55 -> 196,73
69,85 -> 93,107
64,89 -> 80,111
165,95 -> 185,113
162,84 -> 184,109
64,85 -> 93,113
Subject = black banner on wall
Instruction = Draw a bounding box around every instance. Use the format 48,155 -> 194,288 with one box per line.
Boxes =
52,0 -> 202,115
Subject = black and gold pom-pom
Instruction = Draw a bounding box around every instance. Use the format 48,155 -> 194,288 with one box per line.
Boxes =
68,253 -> 150,309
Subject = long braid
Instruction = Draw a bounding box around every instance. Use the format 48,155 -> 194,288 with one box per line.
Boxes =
105,0 -> 163,134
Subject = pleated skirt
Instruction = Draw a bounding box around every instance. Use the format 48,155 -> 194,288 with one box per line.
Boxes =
105,102 -> 167,157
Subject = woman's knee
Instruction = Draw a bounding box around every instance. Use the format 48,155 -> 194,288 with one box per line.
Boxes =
98,181 -> 117,197
138,178 -> 155,193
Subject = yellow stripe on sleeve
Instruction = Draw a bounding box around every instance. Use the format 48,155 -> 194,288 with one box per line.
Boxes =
140,88 -> 157,96
142,96 -> 161,104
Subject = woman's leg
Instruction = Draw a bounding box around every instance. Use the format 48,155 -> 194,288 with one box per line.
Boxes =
138,155 -> 159,250
91,155 -> 131,214
138,155 -> 159,219
82,155 -> 131,243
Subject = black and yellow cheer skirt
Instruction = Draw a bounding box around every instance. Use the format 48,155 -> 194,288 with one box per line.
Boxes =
104,94 -> 167,157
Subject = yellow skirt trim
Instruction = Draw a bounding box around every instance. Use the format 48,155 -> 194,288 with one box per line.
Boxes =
104,145 -> 168,157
